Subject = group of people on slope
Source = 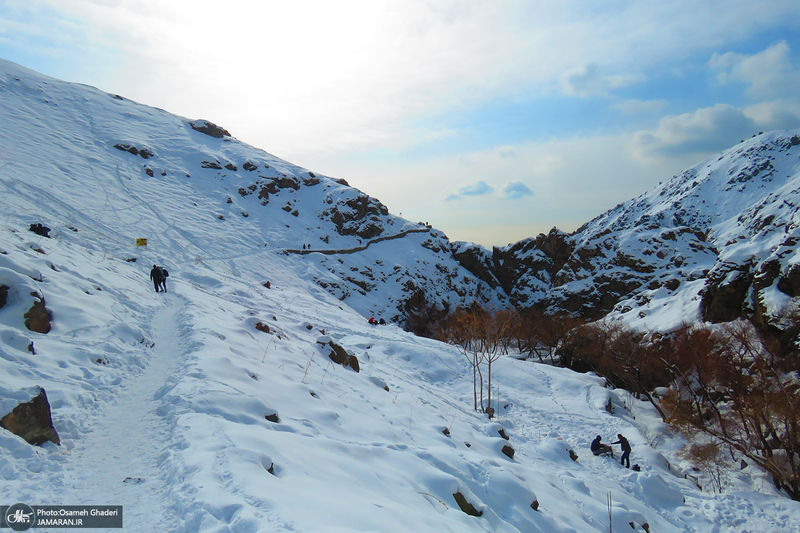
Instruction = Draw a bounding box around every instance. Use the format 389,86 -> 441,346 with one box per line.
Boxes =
591,434 -> 632,468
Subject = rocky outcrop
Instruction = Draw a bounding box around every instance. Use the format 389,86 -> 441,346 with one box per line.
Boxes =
316,336 -> 360,372
190,119 -> 231,138
701,262 -> 753,323
778,263 -> 800,297
0,387 -> 60,445
321,193 -> 390,239
451,243 -> 501,290
113,143 -> 154,159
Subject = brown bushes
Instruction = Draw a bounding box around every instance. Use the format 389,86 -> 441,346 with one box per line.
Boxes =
562,318 -> 800,500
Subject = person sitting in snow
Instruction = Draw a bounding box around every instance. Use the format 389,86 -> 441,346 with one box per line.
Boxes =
150,264 -> 164,293
591,435 -> 613,457
612,434 -> 632,468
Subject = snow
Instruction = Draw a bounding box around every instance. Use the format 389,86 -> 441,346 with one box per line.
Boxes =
1,57 -> 800,532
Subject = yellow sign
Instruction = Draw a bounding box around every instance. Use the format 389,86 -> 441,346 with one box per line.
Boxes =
136,238 -> 148,246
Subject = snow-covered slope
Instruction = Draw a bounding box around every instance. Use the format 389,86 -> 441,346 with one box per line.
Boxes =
0,58 -> 505,328
488,130 -> 800,332
2,58 -> 800,532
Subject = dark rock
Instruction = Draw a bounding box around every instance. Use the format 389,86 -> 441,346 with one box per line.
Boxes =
243,161 -> 258,171
224,162 -> 237,171
452,244 -> 501,289
501,444 -> 515,459
190,119 -> 231,138
530,500 -> 539,511
201,160 -> 222,170
442,427 -> 451,437
498,428 -> 509,440
255,322 -> 270,333
701,262 -> 753,322
453,492 -> 482,517
0,285 -> 8,309
113,143 -> 154,159
778,263 -> 800,296
0,387 -> 60,445
346,354 -> 360,373
29,223 -> 51,238
265,413 -> 280,423
24,296 -> 52,334
328,341 -> 349,365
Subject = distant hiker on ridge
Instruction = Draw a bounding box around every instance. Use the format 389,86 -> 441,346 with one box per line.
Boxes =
612,434 -> 631,468
150,264 -> 164,293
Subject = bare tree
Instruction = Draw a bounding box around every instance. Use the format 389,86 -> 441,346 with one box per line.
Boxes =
437,308 -> 486,412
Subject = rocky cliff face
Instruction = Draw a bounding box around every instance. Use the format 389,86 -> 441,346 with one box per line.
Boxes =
451,130 -> 800,332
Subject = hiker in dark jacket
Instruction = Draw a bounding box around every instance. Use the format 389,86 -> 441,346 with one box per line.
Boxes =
591,435 -> 613,456
612,434 -> 631,468
158,266 -> 169,292
150,265 -> 164,293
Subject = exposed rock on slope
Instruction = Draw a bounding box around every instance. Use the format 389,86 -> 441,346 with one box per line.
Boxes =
468,131 -> 800,331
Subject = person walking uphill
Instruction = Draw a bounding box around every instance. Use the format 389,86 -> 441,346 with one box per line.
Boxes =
150,265 -> 164,293
158,266 -> 169,292
612,434 -> 631,468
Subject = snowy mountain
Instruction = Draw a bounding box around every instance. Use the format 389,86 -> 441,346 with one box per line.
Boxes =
2,58 -> 800,532
475,130 -> 800,334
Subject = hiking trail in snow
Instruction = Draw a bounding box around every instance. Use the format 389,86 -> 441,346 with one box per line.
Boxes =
60,295 -> 187,531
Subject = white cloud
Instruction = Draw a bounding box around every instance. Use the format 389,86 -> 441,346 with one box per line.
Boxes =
444,180 -> 494,201
710,41 -> 800,100
501,181 -> 533,200
744,100 -> 800,130
632,104 -> 758,158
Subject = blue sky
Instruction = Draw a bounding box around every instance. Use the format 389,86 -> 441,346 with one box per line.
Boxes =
2,0 -> 800,247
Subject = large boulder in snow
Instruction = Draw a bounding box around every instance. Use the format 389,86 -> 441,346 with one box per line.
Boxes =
0,386 -> 60,445
24,295 -> 52,334
0,285 -> 7,309
316,336 -> 360,372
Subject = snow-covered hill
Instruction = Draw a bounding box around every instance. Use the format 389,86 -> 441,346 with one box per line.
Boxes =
2,58 -> 800,532
0,58 -> 507,329
482,130 -> 800,333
